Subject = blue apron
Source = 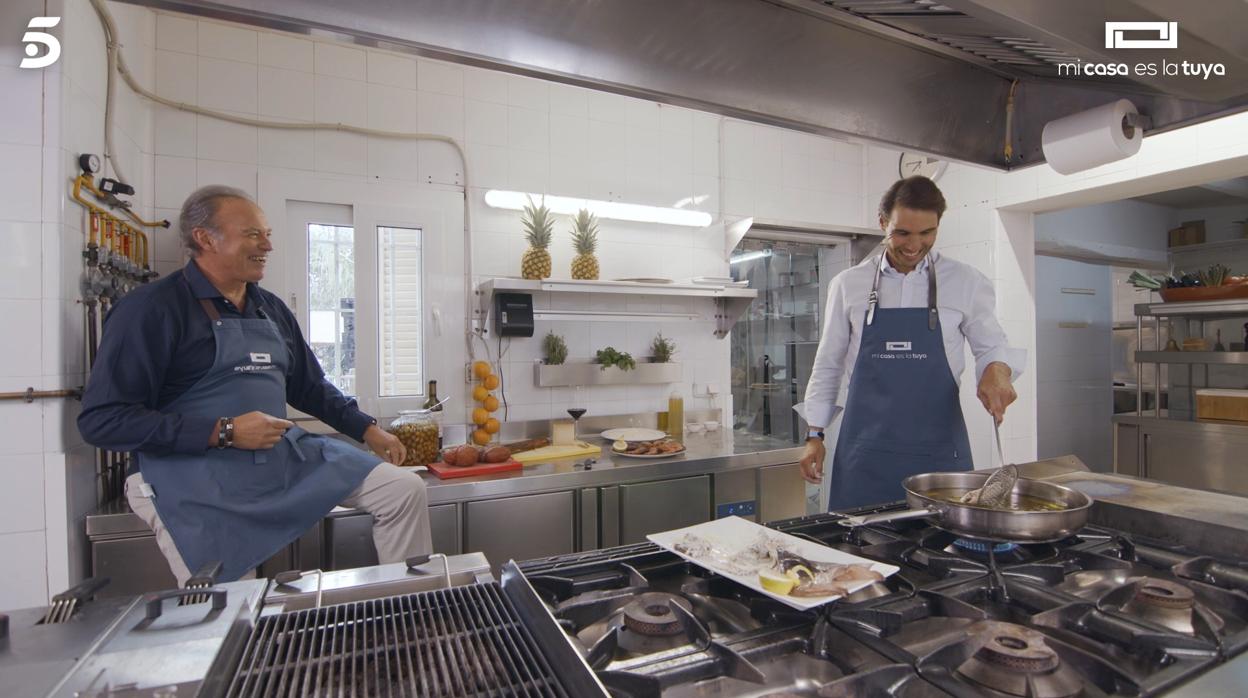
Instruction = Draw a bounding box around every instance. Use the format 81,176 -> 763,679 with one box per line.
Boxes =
137,286 -> 381,580
827,253 -> 972,511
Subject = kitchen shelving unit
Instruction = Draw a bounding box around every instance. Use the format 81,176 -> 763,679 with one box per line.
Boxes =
476,277 -> 758,338
1116,298 -> 1248,493
1131,298 -> 1248,417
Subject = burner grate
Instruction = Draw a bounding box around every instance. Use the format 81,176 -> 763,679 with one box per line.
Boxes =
226,582 -> 568,698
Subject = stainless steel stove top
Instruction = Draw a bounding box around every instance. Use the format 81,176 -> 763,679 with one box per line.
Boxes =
514,503 -> 1248,697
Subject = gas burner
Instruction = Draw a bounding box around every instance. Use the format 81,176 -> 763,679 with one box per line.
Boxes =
953,538 -> 1019,556
1119,577 -> 1223,636
957,622 -> 1083,698
612,592 -> 697,657
622,592 -> 690,636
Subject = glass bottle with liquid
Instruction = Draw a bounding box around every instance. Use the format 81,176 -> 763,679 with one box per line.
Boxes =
423,380 -> 443,447
667,391 -> 684,441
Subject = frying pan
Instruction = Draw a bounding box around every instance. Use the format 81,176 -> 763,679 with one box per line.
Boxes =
837,471 -> 1091,543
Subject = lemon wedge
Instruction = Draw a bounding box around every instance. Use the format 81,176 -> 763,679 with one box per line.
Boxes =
759,570 -> 796,595
786,565 -> 814,582
612,440 -> 628,451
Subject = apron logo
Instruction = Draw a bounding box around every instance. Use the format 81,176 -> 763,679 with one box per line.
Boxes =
250,352 -> 272,364
885,341 -> 912,351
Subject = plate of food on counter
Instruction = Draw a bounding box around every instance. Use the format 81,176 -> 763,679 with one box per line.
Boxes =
611,438 -> 686,458
600,427 -> 668,442
649,516 -> 900,610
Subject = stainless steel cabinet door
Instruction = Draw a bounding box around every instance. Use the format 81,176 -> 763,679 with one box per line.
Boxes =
465,491 -> 575,568
430,503 -> 460,555
1144,430 -> 1248,495
759,463 -> 806,523
1114,424 -> 1139,477
618,476 -> 711,544
93,536 -> 177,597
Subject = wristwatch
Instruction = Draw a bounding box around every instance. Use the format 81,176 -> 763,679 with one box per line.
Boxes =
806,429 -> 825,442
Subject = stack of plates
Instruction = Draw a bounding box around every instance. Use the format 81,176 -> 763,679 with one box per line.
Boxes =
689,276 -> 750,288
600,428 -> 667,442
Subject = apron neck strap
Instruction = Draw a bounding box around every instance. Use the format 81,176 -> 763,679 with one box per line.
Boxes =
927,257 -> 938,331
866,250 -> 886,326
198,298 -> 222,322
865,251 -> 938,330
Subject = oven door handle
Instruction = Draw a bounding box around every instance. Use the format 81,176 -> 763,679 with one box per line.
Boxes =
143,587 -> 227,620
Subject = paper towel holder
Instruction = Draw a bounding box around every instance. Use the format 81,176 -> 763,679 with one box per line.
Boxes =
1122,112 -> 1152,135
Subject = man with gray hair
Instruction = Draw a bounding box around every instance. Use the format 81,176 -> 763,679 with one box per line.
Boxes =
79,185 -> 431,585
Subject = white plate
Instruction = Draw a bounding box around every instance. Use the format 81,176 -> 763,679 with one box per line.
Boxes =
613,446 -> 686,459
647,516 -> 900,610
600,428 -> 667,442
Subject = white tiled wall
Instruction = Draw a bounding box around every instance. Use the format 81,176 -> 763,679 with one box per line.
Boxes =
0,0 -> 154,609
132,10 -> 883,427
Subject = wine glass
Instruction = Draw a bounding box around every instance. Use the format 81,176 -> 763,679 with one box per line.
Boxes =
567,385 -> 587,440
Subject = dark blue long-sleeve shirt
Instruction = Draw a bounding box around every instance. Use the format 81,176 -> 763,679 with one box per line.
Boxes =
78,260 -> 376,456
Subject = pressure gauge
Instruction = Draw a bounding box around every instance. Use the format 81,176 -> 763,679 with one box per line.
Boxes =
79,153 -> 101,174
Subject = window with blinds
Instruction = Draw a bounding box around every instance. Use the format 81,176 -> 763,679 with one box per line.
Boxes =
378,225 -> 424,397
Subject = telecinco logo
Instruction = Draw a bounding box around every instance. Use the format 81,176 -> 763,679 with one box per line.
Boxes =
1105,21 -> 1178,49
19,17 -> 61,69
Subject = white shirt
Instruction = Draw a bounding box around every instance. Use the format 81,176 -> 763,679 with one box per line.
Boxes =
802,250 -> 1026,429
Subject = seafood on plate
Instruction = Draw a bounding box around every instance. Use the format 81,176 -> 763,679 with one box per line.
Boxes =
615,438 -> 685,455
674,532 -> 883,598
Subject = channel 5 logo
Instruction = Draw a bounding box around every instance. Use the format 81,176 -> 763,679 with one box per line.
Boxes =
20,16 -> 61,69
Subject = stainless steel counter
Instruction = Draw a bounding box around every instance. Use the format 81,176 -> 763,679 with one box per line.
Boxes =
86,430 -> 802,537
1024,455 -> 1248,559
420,430 -> 803,504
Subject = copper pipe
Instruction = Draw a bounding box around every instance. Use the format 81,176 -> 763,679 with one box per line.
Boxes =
75,173 -> 170,229
88,211 -> 100,247
0,388 -> 83,402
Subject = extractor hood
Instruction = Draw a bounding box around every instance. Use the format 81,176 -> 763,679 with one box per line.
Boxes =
119,0 -> 1248,170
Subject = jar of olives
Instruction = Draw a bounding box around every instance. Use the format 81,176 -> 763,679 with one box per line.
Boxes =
386,409 -> 440,467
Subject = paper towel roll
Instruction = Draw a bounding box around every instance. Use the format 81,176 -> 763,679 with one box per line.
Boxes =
1041,99 -> 1143,175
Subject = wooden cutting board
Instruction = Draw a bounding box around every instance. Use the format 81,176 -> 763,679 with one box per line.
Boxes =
426,458 -> 522,479
511,441 -> 602,464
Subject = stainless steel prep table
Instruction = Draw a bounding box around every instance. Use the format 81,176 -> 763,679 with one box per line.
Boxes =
86,430 -> 806,594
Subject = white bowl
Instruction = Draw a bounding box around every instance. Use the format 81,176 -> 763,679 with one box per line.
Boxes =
703,421 -> 720,432
685,422 -> 706,434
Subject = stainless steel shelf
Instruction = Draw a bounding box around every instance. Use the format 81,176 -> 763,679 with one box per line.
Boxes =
477,277 -> 757,338
1133,299 -> 1248,317
1135,351 -> 1248,365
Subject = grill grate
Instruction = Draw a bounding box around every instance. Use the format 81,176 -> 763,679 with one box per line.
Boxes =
226,582 -> 569,697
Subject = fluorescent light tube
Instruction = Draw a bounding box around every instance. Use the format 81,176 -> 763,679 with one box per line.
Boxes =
729,249 -> 772,265
484,190 -> 713,228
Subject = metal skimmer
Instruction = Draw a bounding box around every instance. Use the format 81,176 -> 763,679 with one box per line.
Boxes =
225,582 -> 569,698
960,422 -> 1018,508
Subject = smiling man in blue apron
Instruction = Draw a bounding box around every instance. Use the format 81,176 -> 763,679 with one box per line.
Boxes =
79,185 -> 431,584
798,176 -> 1025,511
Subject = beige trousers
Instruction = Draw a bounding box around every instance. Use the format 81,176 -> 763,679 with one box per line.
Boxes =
125,461 -> 432,587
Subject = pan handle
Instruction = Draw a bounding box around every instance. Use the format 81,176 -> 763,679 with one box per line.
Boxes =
837,506 -> 938,528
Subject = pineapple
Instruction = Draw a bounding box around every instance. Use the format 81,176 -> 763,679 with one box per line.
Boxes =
569,208 -> 600,280
520,197 -> 553,280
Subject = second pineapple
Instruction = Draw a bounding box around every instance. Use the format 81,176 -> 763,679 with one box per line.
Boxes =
570,208 -> 600,280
